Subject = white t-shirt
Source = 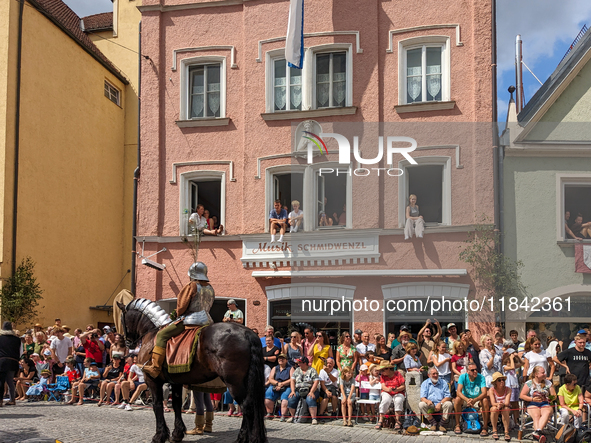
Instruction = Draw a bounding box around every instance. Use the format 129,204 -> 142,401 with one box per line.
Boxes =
319,368 -> 339,387
435,353 -> 451,376
50,336 -> 73,363
288,210 -> 303,225
224,309 -> 244,321
524,350 -> 550,376
189,213 -> 207,230
129,364 -> 145,383
356,343 -> 376,363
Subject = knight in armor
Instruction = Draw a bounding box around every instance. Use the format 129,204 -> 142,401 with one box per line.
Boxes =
142,262 -> 215,379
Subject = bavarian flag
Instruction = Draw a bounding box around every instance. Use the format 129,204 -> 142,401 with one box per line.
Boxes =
286,0 -> 304,69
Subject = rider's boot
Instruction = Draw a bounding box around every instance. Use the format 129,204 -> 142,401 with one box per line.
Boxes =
142,346 -> 166,379
204,411 -> 214,432
186,414 -> 205,435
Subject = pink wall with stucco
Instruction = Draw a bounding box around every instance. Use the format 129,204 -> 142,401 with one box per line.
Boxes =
136,0 -> 494,335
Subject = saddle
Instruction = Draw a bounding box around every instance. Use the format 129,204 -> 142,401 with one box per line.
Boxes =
165,325 -> 204,374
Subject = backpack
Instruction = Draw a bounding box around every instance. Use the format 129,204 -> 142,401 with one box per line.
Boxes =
402,411 -> 420,430
556,423 -> 578,443
461,407 -> 482,434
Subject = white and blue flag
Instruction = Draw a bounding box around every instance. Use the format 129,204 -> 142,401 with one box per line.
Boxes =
285,0 -> 304,69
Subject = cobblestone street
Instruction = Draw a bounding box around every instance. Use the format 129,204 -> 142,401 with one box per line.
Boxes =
0,402 -> 497,443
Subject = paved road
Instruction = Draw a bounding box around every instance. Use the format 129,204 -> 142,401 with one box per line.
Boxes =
0,402 -> 493,443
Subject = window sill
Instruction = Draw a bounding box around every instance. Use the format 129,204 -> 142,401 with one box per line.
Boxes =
176,118 -> 231,128
557,239 -> 591,248
261,106 -> 357,121
394,101 -> 456,114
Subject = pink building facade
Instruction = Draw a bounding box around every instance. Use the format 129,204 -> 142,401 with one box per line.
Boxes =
137,0 -> 494,339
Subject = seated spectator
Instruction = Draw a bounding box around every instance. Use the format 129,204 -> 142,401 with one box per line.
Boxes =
454,362 -> 490,436
558,374 -> 583,428
211,215 -> 219,229
419,367 -> 452,432
403,343 -> 422,373
30,353 -> 49,380
269,199 -> 287,243
69,359 -> 100,405
519,365 -> 556,443
287,357 -> 320,425
113,355 -> 133,406
340,367 -> 355,427
118,356 -> 147,411
15,358 -> 36,401
64,358 -> 80,384
188,204 -> 223,236
25,369 -> 50,397
288,200 -> 303,233
203,209 -> 214,230
488,372 -> 511,441
318,211 -> 333,226
565,211 -> 582,240
568,213 -> 587,239
332,204 -> 346,226
355,364 -> 370,417
367,363 -> 382,420
223,299 -> 244,325
318,357 -> 339,417
376,360 -> 405,430
264,354 -> 293,420
97,355 -> 123,406
404,194 -> 424,240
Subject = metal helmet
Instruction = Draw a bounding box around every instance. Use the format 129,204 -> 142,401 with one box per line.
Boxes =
188,262 -> 209,281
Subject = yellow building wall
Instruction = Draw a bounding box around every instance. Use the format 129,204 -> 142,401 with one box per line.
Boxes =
12,3 -> 128,328
89,0 -> 142,299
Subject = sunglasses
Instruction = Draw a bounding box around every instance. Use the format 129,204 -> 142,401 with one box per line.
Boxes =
343,335 -> 351,338
290,335 -> 298,338
468,368 -> 478,372
316,335 -> 323,338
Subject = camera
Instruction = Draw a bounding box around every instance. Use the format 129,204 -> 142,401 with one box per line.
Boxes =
91,333 -> 98,339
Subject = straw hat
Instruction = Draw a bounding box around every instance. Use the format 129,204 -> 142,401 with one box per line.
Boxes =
492,372 -> 506,383
377,360 -> 394,370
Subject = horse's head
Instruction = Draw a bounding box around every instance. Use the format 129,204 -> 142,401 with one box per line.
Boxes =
117,299 -> 171,350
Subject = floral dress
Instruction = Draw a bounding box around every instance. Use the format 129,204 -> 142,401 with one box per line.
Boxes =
337,345 -> 355,369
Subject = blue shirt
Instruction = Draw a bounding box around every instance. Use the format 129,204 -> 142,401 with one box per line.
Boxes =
269,208 -> 288,220
458,372 -> 486,399
261,337 -> 282,348
420,377 -> 451,404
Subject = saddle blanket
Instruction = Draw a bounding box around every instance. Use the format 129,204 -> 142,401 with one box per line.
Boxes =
166,326 -> 203,374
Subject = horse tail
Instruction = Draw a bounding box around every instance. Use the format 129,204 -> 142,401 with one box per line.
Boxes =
242,331 -> 267,443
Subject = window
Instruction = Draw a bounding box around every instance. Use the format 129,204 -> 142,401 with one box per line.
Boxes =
563,184 -> 591,240
179,171 -> 225,235
104,80 -> 120,106
273,60 -> 302,111
180,56 -> 226,120
398,157 -> 451,227
266,165 -> 351,232
315,52 -> 347,108
189,64 -> 221,118
265,45 -> 352,113
399,37 -> 450,105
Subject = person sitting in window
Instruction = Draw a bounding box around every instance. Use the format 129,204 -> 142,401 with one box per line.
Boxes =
189,204 -> 223,236
222,299 -> 244,325
565,211 -> 582,240
269,199 -> 287,243
332,204 -> 346,226
318,211 -> 333,226
288,200 -> 304,233
405,194 -> 424,240
203,209 -> 214,231
211,215 -> 219,229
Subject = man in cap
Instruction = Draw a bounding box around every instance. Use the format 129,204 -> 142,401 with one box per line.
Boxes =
62,326 -> 73,339
568,329 -> 591,351
143,261 -> 215,379
33,324 -> 43,339
353,329 -> 363,347
444,323 -> 459,348
420,367 -> 452,431
391,331 -> 413,375
391,325 -> 417,348
223,299 -> 244,324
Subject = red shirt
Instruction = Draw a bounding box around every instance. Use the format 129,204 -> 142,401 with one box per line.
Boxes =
381,371 -> 405,391
83,340 -> 103,363
65,368 -> 80,383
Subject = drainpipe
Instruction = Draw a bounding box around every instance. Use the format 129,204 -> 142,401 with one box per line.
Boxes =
131,21 -> 141,294
11,0 -> 25,275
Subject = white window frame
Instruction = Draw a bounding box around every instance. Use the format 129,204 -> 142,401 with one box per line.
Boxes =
264,163 -> 352,232
179,170 -> 226,235
398,36 -> 450,105
397,156 -> 452,227
180,56 -> 226,120
556,174 -> 591,241
264,44 -> 353,112
104,80 -> 120,106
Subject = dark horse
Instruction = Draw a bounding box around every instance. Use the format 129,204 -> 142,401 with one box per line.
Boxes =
117,300 -> 267,443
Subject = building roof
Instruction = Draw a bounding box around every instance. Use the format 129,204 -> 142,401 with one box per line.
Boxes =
82,12 -> 113,32
27,0 -> 127,84
518,29 -> 591,125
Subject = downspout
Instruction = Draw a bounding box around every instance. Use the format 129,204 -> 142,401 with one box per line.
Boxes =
131,21 -> 141,294
12,0 -> 25,275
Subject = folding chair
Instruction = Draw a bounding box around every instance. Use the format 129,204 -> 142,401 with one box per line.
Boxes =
518,399 -> 560,440
354,380 -> 381,424
45,376 -> 70,402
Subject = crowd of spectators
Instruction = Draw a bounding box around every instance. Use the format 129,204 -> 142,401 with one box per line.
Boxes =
254,321 -> 591,438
